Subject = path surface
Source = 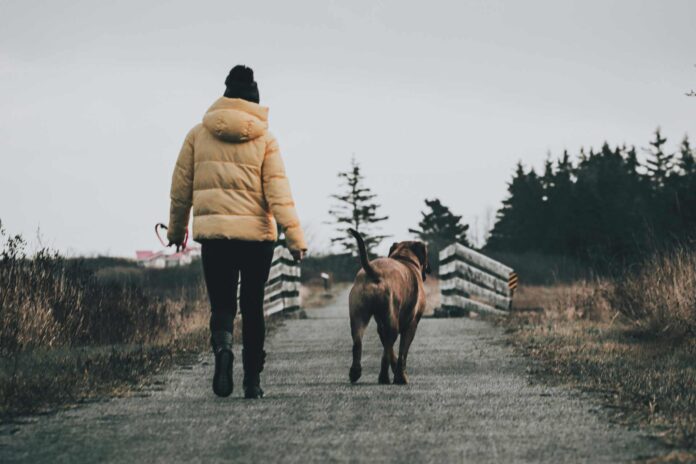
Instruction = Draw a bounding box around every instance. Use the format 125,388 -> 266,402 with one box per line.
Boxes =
1,289 -> 659,463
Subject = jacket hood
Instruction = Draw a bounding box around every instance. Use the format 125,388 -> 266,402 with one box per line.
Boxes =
202,97 -> 269,142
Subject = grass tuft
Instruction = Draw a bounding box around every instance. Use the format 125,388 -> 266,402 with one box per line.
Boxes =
0,222 -> 209,418
608,247 -> 696,338
506,248 -> 696,452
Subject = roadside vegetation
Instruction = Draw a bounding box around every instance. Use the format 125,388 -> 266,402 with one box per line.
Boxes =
485,128 -> 696,458
504,247 -> 696,453
0,222 -> 210,418
0,220 -> 360,419
486,129 -> 696,271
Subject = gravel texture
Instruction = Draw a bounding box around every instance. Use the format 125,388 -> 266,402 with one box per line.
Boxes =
0,289 -> 660,463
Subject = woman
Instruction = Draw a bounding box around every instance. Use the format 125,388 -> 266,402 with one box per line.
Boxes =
167,65 -> 307,399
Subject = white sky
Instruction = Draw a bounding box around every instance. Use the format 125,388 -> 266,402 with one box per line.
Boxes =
1,0 -> 694,256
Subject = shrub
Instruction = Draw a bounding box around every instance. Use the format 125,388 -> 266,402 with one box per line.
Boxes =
486,250 -> 592,285
512,280 -> 613,322
0,224 -> 207,355
607,247 -> 696,338
0,221 -> 211,416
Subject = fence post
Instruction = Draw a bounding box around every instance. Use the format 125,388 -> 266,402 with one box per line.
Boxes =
438,243 -> 516,317
263,246 -> 302,316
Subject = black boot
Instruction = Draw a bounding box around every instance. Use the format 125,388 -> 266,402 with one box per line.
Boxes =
211,331 -> 234,397
242,349 -> 266,399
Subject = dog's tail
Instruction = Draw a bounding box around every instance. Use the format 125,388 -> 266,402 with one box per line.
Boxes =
348,228 -> 380,283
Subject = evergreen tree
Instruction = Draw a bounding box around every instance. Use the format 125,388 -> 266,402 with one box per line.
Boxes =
486,163 -> 526,251
487,163 -> 545,252
545,150 -> 575,253
408,198 -> 470,273
328,157 -> 389,255
541,157 -> 555,194
621,144 -> 651,245
624,145 -> 641,177
672,136 -> 696,233
677,136 -> 695,175
643,129 -> 681,238
644,128 -> 674,189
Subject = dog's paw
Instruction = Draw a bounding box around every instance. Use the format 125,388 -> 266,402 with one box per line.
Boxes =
378,372 -> 390,384
393,371 -> 409,385
349,366 -> 362,383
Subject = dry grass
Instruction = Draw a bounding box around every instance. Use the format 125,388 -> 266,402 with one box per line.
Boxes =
512,280 -> 614,322
506,277 -> 696,453
0,329 -> 209,419
608,247 -> 696,338
0,237 -> 208,353
0,224 -> 210,418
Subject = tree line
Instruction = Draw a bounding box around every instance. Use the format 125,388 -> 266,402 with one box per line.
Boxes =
327,128 -> 695,272
487,129 -> 696,267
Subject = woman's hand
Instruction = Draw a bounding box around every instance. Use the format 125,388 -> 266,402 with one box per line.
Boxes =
167,240 -> 185,253
290,249 -> 306,262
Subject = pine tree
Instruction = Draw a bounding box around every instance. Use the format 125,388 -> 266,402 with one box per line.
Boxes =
642,129 -> 680,238
621,145 -> 651,247
328,157 -> 389,255
677,136 -> 695,176
570,142 -> 640,260
541,157 -> 555,197
486,163 -> 526,251
624,145 -> 641,176
644,128 -> 674,189
487,163 -> 544,252
408,198 -> 470,273
672,136 -> 696,233
545,150 -> 575,253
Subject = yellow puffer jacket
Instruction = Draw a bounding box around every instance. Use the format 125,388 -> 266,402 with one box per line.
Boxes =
167,97 -> 307,251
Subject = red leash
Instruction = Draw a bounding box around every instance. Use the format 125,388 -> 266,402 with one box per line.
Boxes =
155,223 -> 188,251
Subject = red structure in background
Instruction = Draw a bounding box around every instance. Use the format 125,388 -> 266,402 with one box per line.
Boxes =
135,246 -> 200,268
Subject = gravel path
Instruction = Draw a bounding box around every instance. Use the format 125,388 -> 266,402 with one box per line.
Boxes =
1,289 -> 660,463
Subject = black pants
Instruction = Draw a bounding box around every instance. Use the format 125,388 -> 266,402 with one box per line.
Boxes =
200,239 -> 275,352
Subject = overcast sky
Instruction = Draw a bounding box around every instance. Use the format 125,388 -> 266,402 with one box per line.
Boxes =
1,0 -> 694,256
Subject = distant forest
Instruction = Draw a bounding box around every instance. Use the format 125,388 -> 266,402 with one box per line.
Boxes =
486,129 -> 696,268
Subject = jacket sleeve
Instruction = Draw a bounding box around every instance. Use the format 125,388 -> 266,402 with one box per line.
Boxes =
167,128 -> 195,243
262,135 -> 307,251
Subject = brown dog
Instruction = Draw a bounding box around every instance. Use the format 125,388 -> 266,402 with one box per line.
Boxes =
347,229 -> 431,385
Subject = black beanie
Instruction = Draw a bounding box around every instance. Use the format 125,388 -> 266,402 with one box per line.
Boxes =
224,65 -> 260,103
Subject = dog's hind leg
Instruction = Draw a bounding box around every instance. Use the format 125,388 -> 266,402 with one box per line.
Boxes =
394,319 -> 419,385
377,326 -> 396,384
387,331 -> 398,377
375,296 -> 398,384
349,314 -> 369,383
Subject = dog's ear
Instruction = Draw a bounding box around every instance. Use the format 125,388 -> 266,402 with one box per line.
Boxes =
388,242 -> 399,257
411,242 -> 430,281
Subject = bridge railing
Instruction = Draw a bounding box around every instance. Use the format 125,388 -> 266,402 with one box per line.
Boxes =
263,246 -> 301,316
438,243 -> 517,316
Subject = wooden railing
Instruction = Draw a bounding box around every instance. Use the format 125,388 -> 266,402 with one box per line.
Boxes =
263,246 -> 302,316
438,243 -> 516,316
